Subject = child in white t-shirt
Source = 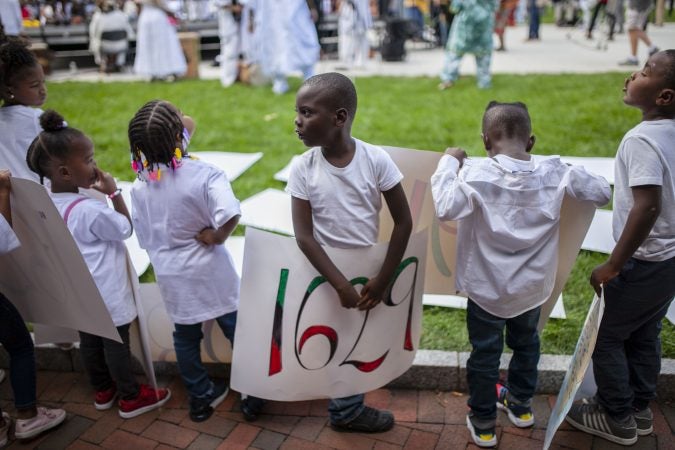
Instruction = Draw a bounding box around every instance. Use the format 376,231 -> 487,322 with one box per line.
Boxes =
286,72 -> 413,433
431,101 -> 611,448
0,31 -> 46,182
128,99 -> 262,423
25,110 -> 170,419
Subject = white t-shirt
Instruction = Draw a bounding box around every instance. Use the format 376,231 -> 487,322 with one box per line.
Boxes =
613,119 -> 675,262
432,154 -> 611,318
0,106 -> 43,182
51,192 -> 136,326
131,159 -> 241,325
0,215 -> 20,254
286,138 -> 403,248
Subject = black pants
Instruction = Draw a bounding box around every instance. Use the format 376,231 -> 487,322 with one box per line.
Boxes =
593,256 -> 675,419
79,324 -> 139,400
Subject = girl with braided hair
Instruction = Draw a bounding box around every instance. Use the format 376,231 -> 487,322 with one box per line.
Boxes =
128,100 -> 264,423
0,29 -> 46,182
25,109 -> 171,419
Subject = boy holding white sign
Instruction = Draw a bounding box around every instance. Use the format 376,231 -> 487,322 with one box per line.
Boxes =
431,101 -> 611,448
286,72 -> 413,433
566,50 -> 675,446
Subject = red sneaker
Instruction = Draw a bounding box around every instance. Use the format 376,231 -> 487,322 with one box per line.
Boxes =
118,384 -> 171,419
95,384 -> 117,410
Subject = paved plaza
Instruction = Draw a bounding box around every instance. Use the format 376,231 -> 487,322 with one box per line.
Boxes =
1,370 -> 674,449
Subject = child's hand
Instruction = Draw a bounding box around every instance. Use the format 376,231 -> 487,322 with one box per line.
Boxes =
336,282 -> 361,309
195,227 -> 222,246
590,261 -> 619,295
444,147 -> 467,167
91,167 -> 117,195
357,276 -> 388,311
0,170 -> 11,194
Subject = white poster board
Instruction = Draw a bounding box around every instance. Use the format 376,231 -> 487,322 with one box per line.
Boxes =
231,227 -> 427,401
0,178 -> 120,342
543,292 -> 605,450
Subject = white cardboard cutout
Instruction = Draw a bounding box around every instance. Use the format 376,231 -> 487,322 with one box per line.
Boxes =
544,292 -> 605,450
0,178 -> 120,342
190,151 -> 263,181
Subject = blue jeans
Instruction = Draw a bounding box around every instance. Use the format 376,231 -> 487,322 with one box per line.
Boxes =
0,292 -> 36,410
466,299 -> 540,422
528,1 -> 541,38
440,51 -> 492,88
173,311 -> 237,399
79,324 -> 139,400
328,394 -> 365,425
593,256 -> 675,420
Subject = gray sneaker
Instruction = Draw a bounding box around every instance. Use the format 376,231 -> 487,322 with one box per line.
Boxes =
634,407 -> 653,436
566,398 -> 637,446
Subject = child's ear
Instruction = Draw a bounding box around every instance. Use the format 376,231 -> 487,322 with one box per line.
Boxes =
656,88 -> 674,107
57,164 -> 71,180
335,108 -> 348,127
526,135 -> 536,152
481,133 -> 491,150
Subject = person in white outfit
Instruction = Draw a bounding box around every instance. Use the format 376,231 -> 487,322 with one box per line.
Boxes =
133,0 -> 187,81
89,0 -> 134,73
254,0 -> 320,94
214,0 -> 245,87
0,0 -> 22,36
338,0 -> 372,69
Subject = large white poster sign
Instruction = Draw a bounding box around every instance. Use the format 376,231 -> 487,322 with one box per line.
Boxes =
231,227 -> 427,401
543,292 -> 605,450
0,178 -> 120,342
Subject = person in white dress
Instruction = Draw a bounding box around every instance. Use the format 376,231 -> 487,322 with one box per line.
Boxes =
133,0 -> 187,80
338,0 -> 372,69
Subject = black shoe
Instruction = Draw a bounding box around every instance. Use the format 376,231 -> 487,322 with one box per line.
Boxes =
331,406 -> 394,433
566,397 -> 637,445
240,396 -> 266,422
189,380 -> 229,423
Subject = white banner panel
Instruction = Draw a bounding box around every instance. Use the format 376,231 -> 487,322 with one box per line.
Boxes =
231,228 -> 428,401
543,292 -> 605,450
0,178 -> 120,342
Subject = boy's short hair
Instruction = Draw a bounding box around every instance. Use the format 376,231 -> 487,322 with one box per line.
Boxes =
300,72 -> 358,119
663,49 -> 675,89
482,101 -> 532,141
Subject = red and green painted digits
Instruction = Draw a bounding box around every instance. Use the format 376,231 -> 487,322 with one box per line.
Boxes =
268,257 -> 420,376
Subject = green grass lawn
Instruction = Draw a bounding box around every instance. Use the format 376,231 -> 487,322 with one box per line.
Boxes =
44,73 -> 675,357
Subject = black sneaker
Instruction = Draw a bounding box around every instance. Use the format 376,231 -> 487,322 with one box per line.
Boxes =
565,397 -> 637,446
240,396 -> 266,422
466,413 -> 497,448
331,406 -> 394,433
634,407 -> 653,436
496,383 -> 534,428
189,380 -> 229,423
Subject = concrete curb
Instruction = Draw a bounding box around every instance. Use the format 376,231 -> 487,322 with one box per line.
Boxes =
2,347 -> 673,400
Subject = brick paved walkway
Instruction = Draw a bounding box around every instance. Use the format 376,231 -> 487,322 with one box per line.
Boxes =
1,371 -> 674,449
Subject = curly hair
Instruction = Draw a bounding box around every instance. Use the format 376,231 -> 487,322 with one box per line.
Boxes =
0,29 -> 39,100
482,100 -> 532,141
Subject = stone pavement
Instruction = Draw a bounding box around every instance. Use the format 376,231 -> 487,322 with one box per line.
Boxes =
47,23 -> 675,84
1,371 -> 674,450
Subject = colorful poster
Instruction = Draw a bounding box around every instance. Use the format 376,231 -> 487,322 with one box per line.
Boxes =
543,292 -> 605,450
231,227 -> 428,401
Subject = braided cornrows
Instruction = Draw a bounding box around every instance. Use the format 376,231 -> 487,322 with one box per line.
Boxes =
26,110 -> 85,185
0,31 -> 39,100
128,100 -> 184,172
